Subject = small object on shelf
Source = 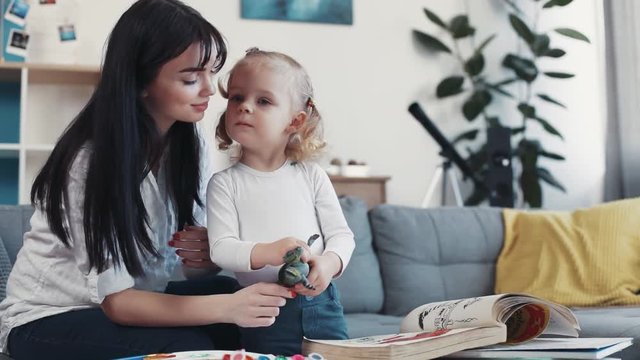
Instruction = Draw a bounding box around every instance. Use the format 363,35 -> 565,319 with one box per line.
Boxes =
342,159 -> 369,177
325,157 -> 342,176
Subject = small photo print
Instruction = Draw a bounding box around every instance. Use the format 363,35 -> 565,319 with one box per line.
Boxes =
6,29 -> 29,57
4,0 -> 30,26
58,24 -> 77,42
39,0 -> 57,4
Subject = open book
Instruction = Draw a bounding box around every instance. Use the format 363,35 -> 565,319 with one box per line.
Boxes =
302,293 -> 581,360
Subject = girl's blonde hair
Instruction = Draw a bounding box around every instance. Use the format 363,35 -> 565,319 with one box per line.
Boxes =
215,48 -> 326,161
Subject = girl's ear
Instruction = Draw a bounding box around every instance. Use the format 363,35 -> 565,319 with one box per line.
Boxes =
287,111 -> 307,134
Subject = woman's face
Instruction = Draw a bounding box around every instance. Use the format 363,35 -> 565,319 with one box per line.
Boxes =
143,42 -> 217,135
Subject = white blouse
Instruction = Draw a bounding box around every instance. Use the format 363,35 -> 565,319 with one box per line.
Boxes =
0,144 -> 211,351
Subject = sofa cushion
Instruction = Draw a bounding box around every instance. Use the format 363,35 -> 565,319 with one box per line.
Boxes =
0,235 -> 10,301
334,196 -> 384,314
344,313 -> 403,338
370,205 -> 503,316
0,205 -> 34,264
496,198 -> 640,306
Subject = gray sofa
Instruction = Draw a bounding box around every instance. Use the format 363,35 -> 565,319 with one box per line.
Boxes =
1,200 -> 639,359
332,197 -> 640,359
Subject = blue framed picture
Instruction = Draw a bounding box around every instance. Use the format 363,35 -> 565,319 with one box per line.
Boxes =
241,0 -> 352,25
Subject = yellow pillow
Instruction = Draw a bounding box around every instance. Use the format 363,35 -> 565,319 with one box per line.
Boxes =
495,197 -> 640,307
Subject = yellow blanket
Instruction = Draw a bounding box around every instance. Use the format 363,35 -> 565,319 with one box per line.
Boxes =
495,197 -> 640,306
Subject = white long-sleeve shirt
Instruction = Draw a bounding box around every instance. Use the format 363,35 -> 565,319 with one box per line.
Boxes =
207,160 -> 355,287
0,143 -> 212,351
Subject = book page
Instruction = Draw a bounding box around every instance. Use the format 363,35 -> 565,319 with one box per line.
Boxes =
304,328 -> 486,348
400,295 -> 505,333
497,295 -> 580,337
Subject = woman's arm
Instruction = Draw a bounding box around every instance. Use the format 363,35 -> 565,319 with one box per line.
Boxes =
101,282 -> 293,327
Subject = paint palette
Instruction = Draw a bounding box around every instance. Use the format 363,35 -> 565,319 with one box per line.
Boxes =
117,350 -> 325,360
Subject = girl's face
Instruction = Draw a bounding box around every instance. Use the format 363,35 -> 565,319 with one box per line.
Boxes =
143,42 -> 217,135
224,61 -> 305,157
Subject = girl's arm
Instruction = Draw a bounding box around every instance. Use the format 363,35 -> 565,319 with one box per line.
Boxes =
101,282 -> 293,327
206,173 -> 256,272
311,163 -> 356,276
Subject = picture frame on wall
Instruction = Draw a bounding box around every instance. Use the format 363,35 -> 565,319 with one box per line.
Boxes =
58,23 -> 76,41
241,0 -> 352,25
4,0 -> 29,26
6,28 -> 28,57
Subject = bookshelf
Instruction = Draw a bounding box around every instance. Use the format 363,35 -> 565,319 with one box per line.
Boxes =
0,62 -> 99,204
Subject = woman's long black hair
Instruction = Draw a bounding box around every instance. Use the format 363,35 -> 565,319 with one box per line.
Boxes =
30,0 -> 227,277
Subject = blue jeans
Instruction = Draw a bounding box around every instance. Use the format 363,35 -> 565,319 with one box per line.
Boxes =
239,283 -> 348,356
7,275 -> 240,360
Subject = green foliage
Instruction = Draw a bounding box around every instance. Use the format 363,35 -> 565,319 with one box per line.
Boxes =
411,1 -> 589,208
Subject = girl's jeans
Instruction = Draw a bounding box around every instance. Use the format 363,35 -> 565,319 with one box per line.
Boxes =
7,275 -> 240,360
240,282 -> 348,356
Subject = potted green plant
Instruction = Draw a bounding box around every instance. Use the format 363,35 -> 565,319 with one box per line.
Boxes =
412,0 -> 590,208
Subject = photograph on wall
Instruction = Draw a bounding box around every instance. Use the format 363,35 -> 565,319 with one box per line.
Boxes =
241,0 -> 352,25
6,28 -> 29,57
4,0 -> 30,26
58,24 -> 76,41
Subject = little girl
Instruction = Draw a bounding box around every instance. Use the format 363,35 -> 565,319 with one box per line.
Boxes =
207,48 -> 355,355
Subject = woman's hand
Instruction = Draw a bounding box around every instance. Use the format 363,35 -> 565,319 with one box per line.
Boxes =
169,225 -> 218,270
293,252 -> 342,297
224,283 -> 294,327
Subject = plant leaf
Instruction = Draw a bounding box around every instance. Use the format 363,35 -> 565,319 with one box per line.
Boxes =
464,53 -> 485,76
544,71 -> 575,78
539,150 -> 565,160
520,169 -> 542,207
544,48 -> 566,58
509,14 -> 534,44
534,117 -> 564,140
475,34 -> 497,53
494,78 -> 518,86
486,117 -> 501,127
423,8 -> 447,29
412,30 -> 452,53
462,90 -> 492,121
486,83 -> 514,98
503,54 -> 538,82
537,167 -> 566,192
502,0 -> 524,15
449,15 -> 476,39
452,129 -> 480,145
518,139 -> 542,208
517,103 -> 536,118
436,76 -> 465,98
543,0 -> 573,9
537,94 -> 566,108
555,28 -> 590,43
511,126 -> 526,135
530,34 -> 550,56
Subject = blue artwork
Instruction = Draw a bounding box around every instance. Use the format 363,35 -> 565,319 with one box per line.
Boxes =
241,0 -> 352,25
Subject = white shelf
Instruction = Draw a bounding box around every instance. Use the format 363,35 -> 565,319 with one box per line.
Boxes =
0,62 -> 99,204
0,143 -> 20,150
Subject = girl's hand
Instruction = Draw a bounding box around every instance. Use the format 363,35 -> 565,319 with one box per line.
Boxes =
252,237 -> 311,269
170,225 -> 218,270
224,283 -> 294,327
293,252 -> 342,297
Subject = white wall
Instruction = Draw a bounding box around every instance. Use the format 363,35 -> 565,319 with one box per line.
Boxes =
50,0 -> 607,209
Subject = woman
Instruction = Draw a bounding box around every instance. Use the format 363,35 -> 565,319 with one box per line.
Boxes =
0,0 -> 292,358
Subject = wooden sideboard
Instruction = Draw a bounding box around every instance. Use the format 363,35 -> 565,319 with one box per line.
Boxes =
329,176 -> 390,209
